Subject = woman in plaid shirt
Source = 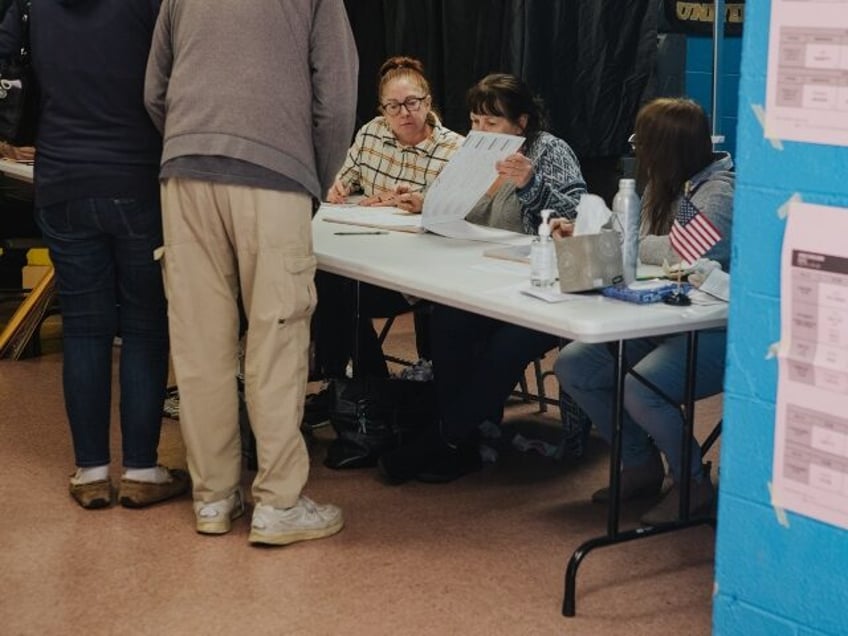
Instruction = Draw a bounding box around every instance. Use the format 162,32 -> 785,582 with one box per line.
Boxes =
326,56 -> 463,213
312,57 -> 463,392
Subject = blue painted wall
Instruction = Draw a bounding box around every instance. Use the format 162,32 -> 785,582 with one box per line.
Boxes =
685,34 -> 742,154
714,2 -> 848,635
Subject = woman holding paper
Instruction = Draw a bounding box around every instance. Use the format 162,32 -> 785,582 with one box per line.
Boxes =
311,57 -> 463,393
464,73 -> 586,232
378,73 -> 588,484
552,97 -> 734,525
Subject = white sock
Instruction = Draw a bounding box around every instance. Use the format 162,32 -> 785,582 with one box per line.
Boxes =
71,465 -> 110,485
123,466 -> 169,483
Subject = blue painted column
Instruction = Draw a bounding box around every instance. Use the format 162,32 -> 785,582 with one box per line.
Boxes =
714,1 -> 848,634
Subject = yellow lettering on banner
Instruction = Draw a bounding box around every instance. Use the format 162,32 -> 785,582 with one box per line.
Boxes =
676,3 -> 745,25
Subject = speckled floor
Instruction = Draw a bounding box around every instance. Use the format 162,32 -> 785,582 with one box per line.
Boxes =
0,313 -> 721,635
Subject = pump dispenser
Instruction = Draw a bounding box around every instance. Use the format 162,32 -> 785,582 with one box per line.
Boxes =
530,209 -> 556,287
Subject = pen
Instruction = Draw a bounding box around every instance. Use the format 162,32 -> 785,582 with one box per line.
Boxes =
333,231 -> 388,235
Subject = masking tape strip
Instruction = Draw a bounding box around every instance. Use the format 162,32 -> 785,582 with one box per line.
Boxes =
751,104 -> 784,151
765,341 -> 780,359
768,482 -> 790,528
777,193 -> 802,220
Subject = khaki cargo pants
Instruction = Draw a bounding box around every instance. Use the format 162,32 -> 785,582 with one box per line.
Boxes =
159,178 -> 314,508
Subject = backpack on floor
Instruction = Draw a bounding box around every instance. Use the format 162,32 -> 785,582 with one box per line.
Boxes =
324,376 -> 436,469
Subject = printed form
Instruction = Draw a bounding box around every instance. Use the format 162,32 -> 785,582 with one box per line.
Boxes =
765,0 -> 848,146
774,201 -> 848,530
421,131 -> 524,241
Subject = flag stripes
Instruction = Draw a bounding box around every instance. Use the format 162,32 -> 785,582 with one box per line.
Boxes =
669,195 -> 722,265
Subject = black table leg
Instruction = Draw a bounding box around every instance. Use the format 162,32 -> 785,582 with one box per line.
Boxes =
562,331 -> 715,618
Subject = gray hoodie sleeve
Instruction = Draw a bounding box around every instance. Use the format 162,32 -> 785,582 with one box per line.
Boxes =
144,0 -> 173,135
309,0 -> 358,195
639,177 -> 735,269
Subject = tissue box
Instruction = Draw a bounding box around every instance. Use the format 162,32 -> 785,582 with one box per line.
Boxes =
554,231 -> 623,292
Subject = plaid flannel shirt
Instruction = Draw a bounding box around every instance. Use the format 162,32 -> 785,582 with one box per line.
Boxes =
334,116 -> 463,197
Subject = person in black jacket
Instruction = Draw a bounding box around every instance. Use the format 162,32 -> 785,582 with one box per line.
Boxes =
0,0 -> 189,509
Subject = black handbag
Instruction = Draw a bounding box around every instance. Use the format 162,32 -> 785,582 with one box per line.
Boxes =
324,376 -> 436,469
0,0 -> 36,145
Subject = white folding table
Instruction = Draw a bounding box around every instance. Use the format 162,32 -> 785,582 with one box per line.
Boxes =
312,207 -> 728,616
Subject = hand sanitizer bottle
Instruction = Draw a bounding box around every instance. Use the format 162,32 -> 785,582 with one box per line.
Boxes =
612,178 -> 640,285
530,209 -> 556,287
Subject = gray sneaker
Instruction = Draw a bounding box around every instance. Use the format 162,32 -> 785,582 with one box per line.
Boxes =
248,496 -> 344,546
194,489 -> 245,535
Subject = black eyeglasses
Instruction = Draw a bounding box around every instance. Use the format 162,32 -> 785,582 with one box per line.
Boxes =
381,95 -> 428,116
628,133 -> 636,152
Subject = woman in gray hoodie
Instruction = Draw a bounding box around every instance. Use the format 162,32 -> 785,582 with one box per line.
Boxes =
554,98 -> 734,526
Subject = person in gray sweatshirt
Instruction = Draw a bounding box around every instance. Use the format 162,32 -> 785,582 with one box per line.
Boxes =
144,0 -> 358,545
553,98 -> 734,526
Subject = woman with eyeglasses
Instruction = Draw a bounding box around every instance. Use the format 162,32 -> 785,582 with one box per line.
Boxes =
552,97 -> 735,525
310,57 -> 463,405
326,56 -> 463,213
378,73 -> 588,484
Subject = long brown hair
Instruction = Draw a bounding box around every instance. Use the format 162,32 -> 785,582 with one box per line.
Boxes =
635,98 -> 713,234
376,56 -> 437,126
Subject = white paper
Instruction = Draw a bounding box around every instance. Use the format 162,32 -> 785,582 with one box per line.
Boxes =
421,131 -> 525,239
320,204 -> 423,233
765,0 -> 848,146
519,285 -> 586,303
698,268 -> 730,302
773,201 -> 848,530
482,243 -> 532,264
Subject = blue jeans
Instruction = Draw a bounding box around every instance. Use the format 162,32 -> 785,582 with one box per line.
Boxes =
554,330 -> 726,480
36,198 -> 169,468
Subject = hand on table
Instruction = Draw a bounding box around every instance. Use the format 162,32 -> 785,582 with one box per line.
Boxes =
326,179 -> 350,204
0,142 -> 35,162
361,184 -> 423,214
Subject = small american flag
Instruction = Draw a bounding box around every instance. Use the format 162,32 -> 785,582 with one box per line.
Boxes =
669,188 -> 721,266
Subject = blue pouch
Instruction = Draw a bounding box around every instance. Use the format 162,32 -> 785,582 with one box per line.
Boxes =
601,282 -> 691,304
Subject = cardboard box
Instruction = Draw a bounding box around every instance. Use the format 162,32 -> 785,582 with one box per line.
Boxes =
22,264 -> 51,290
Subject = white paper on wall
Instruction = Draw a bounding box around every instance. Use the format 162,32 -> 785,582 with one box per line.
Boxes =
765,0 -> 848,147
774,201 -> 848,530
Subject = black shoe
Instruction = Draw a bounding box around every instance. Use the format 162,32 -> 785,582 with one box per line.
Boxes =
302,385 -> 333,430
378,430 -> 443,485
415,442 -> 482,484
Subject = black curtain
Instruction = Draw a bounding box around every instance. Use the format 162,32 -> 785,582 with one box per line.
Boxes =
343,0 -> 659,203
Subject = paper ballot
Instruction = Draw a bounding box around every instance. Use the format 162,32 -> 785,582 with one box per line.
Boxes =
421,131 -> 525,241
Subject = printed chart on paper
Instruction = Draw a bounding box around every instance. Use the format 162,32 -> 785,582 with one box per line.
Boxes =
774,201 -> 848,530
765,0 -> 848,146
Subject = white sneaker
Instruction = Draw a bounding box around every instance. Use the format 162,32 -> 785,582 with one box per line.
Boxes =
248,496 -> 344,546
194,489 -> 245,535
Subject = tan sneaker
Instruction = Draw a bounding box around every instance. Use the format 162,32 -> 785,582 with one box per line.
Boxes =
118,466 -> 190,508
69,478 -> 112,509
248,496 -> 344,546
194,489 -> 245,535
